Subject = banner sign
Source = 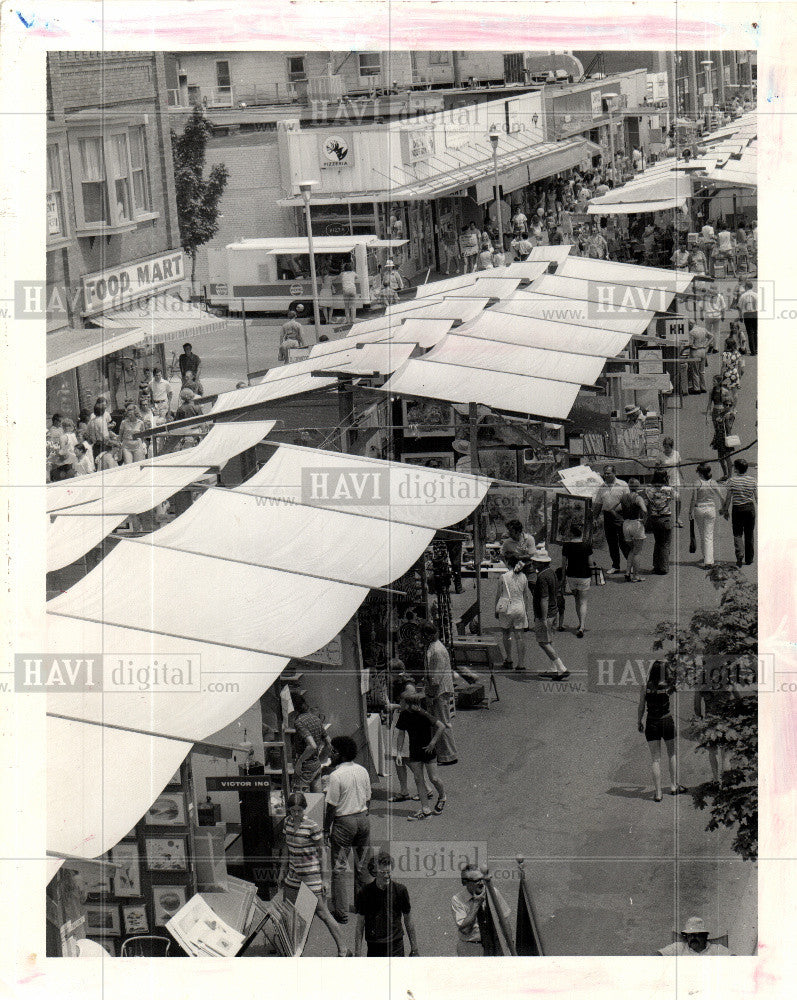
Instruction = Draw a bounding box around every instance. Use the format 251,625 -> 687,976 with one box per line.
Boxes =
82,250 -> 186,316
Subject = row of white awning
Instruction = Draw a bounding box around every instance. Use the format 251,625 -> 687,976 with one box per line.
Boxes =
47,445 -> 490,859
47,422 -> 275,571
588,115 -> 757,213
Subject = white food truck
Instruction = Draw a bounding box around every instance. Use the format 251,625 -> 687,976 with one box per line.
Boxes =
206,235 -> 408,315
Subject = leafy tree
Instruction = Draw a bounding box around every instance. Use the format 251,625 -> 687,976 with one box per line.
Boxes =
171,106 -> 229,288
654,565 -> 757,861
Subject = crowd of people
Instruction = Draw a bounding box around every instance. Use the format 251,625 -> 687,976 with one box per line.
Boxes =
46,343 -> 206,480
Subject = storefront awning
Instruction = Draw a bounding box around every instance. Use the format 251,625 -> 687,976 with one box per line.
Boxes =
46,444 -> 491,858
47,301 -> 230,378
277,137 -> 600,204
47,325 -> 153,379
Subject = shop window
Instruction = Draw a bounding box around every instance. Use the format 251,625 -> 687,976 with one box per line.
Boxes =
68,125 -> 157,235
358,53 -> 382,78
286,56 -> 307,83
46,143 -> 65,240
216,60 -> 231,89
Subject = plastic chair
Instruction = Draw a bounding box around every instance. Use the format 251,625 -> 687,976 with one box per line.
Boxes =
119,935 -> 172,957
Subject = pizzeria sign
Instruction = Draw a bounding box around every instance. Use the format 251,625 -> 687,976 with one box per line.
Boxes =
82,250 -> 186,316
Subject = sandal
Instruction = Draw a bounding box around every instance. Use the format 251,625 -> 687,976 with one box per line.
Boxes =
433,796 -> 447,815
407,809 -> 432,822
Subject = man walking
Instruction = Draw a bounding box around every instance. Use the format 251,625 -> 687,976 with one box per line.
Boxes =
148,367 -> 173,420
687,320 -> 713,393
419,621 -> 458,766
721,458 -> 756,567
354,850 -> 419,957
593,465 -> 631,575
324,735 -> 371,922
738,280 -> 758,356
531,544 -> 569,679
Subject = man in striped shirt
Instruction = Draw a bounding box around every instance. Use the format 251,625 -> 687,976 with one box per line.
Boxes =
721,458 -> 756,567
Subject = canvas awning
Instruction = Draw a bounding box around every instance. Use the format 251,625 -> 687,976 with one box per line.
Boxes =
209,372 -> 338,417
424,334 -> 606,386
47,421 -> 276,571
347,297 -> 490,337
46,445 -> 490,859
555,257 -> 695,293
528,273 -> 678,312
46,422 -> 275,514
93,297 -> 229,340
348,318 -> 455,349
47,325 -> 154,379
587,171 -> 692,215
455,311 -> 634,359
305,340 -> 416,373
380,358 -> 581,420
494,291 -> 654,336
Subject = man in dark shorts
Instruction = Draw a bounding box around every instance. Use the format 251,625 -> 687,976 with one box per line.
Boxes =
355,851 -> 419,957
531,544 -> 569,679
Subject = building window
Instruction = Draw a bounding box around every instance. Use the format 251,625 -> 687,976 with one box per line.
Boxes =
129,126 -> 151,213
287,56 -> 307,83
216,60 -> 231,89
428,52 -> 451,65
77,136 -> 109,224
69,125 -> 156,233
46,144 -> 65,239
358,53 -> 382,78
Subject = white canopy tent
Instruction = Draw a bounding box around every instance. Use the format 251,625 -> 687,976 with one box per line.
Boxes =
46,445 -> 490,860
347,318 -> 455,349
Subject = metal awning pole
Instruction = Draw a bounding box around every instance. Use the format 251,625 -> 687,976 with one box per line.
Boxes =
469,401 -> 483,635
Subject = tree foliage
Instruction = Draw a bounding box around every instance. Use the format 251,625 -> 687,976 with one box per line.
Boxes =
171,106 -> 229,283
654,565 -> 757,861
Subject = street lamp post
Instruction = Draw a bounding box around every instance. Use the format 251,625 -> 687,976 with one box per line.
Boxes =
602,92 -> 619,184
701,60 -> 713,129
489,127 -> 503,253
298,179 -> 323,343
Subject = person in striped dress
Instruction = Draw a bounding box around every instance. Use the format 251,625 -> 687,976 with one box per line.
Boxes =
279,792 -> 351,956
721,458 -> 756,567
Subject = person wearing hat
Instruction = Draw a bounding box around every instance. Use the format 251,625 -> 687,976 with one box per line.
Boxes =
452,865 -> 511,956
614,404 -> 646,459
531,544 -> 569,679
658,915 -> 731,955
451,437 -> 472,474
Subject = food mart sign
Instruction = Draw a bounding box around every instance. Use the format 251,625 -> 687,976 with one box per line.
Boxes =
82,250 -> 186,316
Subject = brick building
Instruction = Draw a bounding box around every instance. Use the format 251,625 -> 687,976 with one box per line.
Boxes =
46,51 -> 224,419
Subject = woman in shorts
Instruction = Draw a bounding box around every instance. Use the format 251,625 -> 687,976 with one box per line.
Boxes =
395,685 -> 447,821
278,792 -> 351,955
495,553 -> 530,671
560,521 -> 593,638
621,478 -> 647,582
637,661 -> 686,802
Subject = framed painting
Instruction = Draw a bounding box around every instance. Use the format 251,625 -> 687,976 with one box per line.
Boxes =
110,842 -> 141,898
550,493 -> 593,546
402,399 -> 455,437
152,885 -> 188,927
84,904 -> 121,937
144,792 -> 187,827
122,904 -> 149,936
145,836 -> 188,872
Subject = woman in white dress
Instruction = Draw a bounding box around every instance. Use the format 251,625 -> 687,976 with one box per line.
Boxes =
495,553 -> 530,671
